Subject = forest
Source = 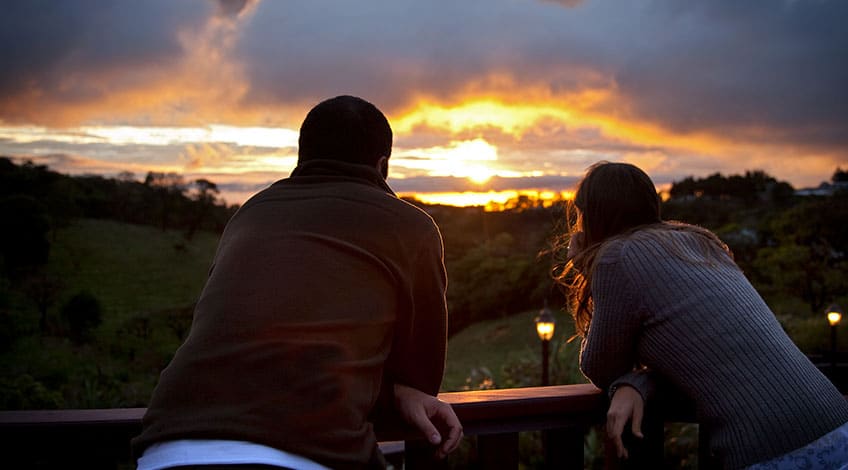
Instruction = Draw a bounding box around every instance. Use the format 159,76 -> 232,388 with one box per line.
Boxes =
1,156 -> 847,410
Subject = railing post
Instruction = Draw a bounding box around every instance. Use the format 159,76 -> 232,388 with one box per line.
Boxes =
543,426 -> 586,469
477,432 -> 519,469
698,425 -> 720,469
404,439 -> 449,470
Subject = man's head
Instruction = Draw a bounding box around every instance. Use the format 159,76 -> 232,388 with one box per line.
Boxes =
298,95 -> 392,177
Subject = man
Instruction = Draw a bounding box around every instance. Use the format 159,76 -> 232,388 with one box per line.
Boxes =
133,95 -> 462,469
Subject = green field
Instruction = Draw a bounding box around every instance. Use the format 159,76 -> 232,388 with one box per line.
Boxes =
1,219 -> 586,409
0,217 -> 836,412
1,219 -> 219,408
444,309 -> 587,391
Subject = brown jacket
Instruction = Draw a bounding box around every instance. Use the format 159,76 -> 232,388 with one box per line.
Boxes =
132,159 -> 448,469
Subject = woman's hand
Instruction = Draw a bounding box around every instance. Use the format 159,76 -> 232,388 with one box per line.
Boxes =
393,383 -> 463,459
567,231 -> 585,260
606,385 -> 644,459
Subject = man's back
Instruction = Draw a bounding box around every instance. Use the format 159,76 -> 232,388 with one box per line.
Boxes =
132,159 -> 448,469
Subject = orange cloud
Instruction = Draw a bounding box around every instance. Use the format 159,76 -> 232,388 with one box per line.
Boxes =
0,2 -> 263,128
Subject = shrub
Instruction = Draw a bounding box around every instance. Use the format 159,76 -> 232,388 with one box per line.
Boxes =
0,374 -> 64,409
61,291 -> 102,343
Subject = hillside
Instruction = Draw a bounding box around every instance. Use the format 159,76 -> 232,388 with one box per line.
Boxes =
443,309 -> 586,391
1,219 -> 219,408
1,218 -> 588,408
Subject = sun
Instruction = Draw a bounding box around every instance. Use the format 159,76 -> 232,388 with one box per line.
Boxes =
466,166 -> 495,184
393,138 -> 501,184
447,139 -> 498,184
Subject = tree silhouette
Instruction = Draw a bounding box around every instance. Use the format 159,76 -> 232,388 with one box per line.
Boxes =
61,291 -> 102,344
0,195 -> 51,279
185,178 -> 220,240
144,172 -> 187,231
22,274 -> 63,334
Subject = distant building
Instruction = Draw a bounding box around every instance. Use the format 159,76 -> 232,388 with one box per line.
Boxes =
795,181 -> 848,197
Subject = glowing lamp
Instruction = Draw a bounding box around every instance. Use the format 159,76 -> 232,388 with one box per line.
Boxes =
827,304 -> 843,326
535,307 -> 556,342
535,302 -> 556,386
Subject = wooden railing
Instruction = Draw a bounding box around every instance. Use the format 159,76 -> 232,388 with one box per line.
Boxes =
0,383 -> 684,469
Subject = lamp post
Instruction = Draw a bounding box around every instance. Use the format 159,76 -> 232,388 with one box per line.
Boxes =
535,302 -> 556,386
827,304 -> 843,373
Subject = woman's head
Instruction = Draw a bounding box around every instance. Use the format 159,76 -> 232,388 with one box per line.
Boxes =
557,161 -> 662,337
557,162 -> 735,337
573,161 -> 661,246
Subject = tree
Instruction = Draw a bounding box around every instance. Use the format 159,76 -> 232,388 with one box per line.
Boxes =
833,167 -> 848,183
0,195 -> 51,279
144,172 -> 187,231
22,274 -> 63,334
446,233 -> 548,333
61,291 -> 102,343
184,178 -> 220,240
751,193 -> 848,314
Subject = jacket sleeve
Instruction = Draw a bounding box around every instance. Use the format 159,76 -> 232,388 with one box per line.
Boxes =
386,221 -> 449,396
579,246 -> 645,391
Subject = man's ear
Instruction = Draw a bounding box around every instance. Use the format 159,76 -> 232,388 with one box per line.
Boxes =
377,156 -> 389,179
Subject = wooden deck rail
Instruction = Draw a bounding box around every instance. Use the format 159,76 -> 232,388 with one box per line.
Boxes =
0,384 -> 620,469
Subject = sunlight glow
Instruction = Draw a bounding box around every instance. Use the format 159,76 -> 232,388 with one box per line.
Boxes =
186,154 -> 298,175
404,189 -> 574,210
0,125 -> 299,149
392,138 -> 536,184
394,99 -> 575,136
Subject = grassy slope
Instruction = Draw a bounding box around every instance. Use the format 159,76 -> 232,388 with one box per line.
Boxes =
443,309 -> 587,391
4,218 -> 827,409
9,219 -> 574,407
2,219 -> 220,407
47,218 -> 219,326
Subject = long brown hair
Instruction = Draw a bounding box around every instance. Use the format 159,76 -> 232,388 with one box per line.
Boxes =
554,162 -> 733,337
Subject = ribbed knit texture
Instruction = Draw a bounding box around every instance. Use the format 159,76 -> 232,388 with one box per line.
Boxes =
580,227 -> 848,469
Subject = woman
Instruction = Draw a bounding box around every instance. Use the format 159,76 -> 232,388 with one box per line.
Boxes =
557,162 -> 848,469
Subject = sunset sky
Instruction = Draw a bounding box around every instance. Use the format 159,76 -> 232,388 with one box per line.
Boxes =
1,0 -> 846,206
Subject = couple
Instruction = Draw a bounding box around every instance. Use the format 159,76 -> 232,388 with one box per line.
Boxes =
133,96 -> 848,469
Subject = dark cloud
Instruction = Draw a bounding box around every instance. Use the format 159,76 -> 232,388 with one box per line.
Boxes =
232,2 -> 597,113
233,0 -> 847,149
539,0 -> 584,7
0,0 -> 211,120
1,0 -> 846,156
610,1 -> 848,147
216,0 -> 255,17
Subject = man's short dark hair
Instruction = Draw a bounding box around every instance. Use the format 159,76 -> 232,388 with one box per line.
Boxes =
298,95 -> 393,167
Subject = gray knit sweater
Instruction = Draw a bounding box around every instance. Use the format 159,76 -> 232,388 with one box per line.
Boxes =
579,226 -> 848,469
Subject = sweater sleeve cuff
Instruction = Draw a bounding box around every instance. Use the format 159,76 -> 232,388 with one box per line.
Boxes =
610,368 -> 655,402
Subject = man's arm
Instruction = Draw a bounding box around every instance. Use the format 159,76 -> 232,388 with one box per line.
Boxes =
389,222 -> 448,395
373,221 -> 457,455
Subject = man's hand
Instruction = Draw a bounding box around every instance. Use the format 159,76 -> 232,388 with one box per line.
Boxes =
606,385 -> 644,459
393,383 -> 463,459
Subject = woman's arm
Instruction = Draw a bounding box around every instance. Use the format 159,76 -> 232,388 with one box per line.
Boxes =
606,384 -> 645,459
579,249 -> 645,390
605,368 -> 657,459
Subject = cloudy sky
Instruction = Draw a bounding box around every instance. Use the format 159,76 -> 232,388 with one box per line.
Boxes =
1,0 -> 846,206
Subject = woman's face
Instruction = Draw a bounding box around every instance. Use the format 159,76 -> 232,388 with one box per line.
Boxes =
567,230 -> 585,260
